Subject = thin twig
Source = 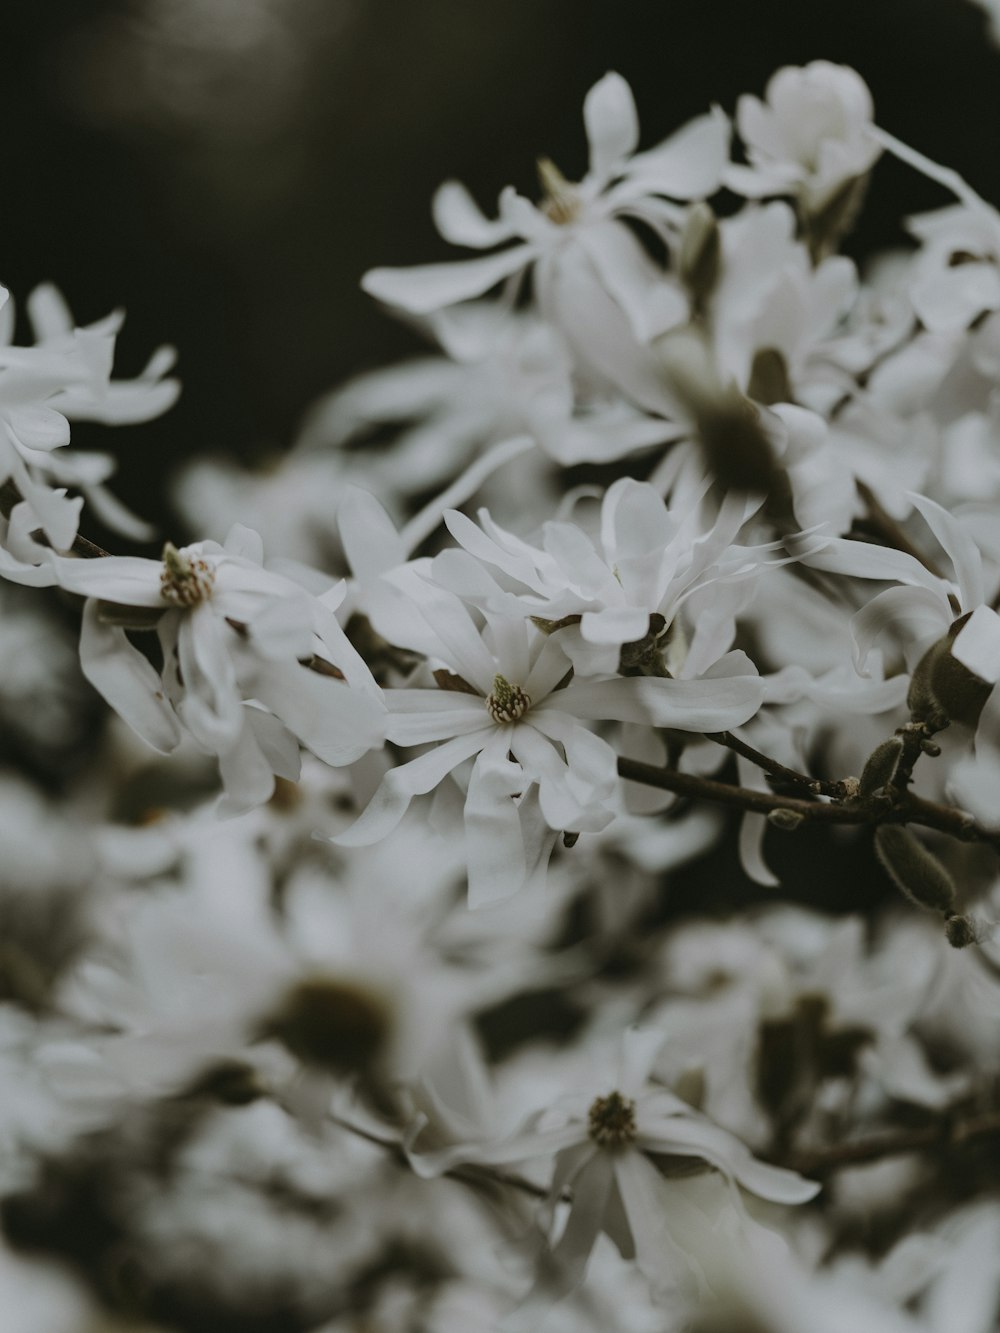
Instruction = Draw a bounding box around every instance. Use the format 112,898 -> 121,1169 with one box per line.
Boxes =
791,1109 -> 1000,1177
616,757 -> 1000,854
704,731 -> 846,798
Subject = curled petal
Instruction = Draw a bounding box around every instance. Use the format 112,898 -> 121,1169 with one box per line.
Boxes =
361,244 -> 538,314
333,729 -> 488,847
79,599 -> 181,754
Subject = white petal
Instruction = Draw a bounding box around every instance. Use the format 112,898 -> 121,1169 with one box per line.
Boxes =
176,607 -> 242,749
385,691 -> 488,746
578,221 -> 687,342
611,1150 -> 706,1284
49,553 -> 164,606
338,485 -> 406,579
79,599 -> 181,754
637,1116 -> 820,1204
242,657 -> 386,766
217,713 -> 277,816
432,180 -> 518,247
580,606 -> 650,645
952,605 -> 1000,685
850,584 -> 949,674
361,244 -> 537,314
908,491 -> 984,610
584,72 -> 640,181
555,673 -> 764,731
627,105 -> 730,199
464,739 -> 529,907
333,729 -> 488,846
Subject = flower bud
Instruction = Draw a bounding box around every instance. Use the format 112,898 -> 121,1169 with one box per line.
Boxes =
857,736 -> 903,798
767,807 -> 805,831
874,825 -> 956,916
945,914 -> 979,949
679,202 -> 721,308
908,613 -> 993,730
746,347 -> 792,407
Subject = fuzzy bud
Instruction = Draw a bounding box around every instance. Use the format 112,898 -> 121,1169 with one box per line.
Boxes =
767,807 -> 805,831
945,914 -> 979,949
909,613 -> 994,730
679,202 -> 721,307
857,736 -> 903,798
874,825 -> 956,916
746,347 -> 793,407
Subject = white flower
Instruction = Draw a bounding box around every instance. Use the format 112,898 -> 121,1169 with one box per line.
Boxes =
48,524 -> 385,810
729,62 -> 880,215
334,577 -> 763,903
362,74 -> 728,407
437,478 -> 777,678
0,283 -> 179,548
408,1028 -> 817,1312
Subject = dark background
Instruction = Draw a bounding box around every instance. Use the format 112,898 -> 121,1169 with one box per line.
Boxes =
0,0 -> 996,526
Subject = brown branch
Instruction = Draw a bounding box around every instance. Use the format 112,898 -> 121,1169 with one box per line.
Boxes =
791,1110 -> 1000,1177
616,757 -> 1000,854
328,1113 -> 549,1201
704,730 -> 847,798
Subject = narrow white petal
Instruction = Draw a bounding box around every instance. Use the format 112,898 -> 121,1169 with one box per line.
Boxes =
385,693 -> 488,746
333,729 -> 487,847
361,245 -> 537,314
583,72 -> 640,181
432,180 -> 518,247
464,739 -> 528,907
556,673 -> 764,731
79,599 -> 181,754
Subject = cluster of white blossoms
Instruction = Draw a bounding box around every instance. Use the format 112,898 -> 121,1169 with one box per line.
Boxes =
5,59 -> 1000,1332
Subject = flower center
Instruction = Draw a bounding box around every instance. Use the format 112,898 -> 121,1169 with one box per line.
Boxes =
588,1090 -> 637,1147
537,156 -> 581,226
485,673 -> 531,724
159,542 -> 216,608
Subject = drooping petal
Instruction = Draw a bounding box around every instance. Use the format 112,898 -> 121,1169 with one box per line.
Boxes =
175,606 -> 243,750
79,599 -> 181,754
636,1115 -> 820,1204
908,491 -> 984,611
217,712 -> 278,816
577,220 -> 688,342
234,640 -> 384,765
463,737 -> 529,907
952,605 -> 1000,685
333,729 -> 489,847
611,1150 -> 709,1288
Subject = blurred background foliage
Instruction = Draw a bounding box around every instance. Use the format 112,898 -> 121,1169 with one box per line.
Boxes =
0,0 -> 996,528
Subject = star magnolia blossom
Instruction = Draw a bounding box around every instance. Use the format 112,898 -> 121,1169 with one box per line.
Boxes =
728,61 -> 881,215
335,575 -> 763,903
0,284 -> 179,549
407,1029 -> 818,1310
48,525 -> 385,810
363,73 -> 729,412
436,478 -> 778,677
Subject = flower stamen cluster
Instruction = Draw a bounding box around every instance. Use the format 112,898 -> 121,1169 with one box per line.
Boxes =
587,1090 -> 638,1147
485,673 -> 531,724
159,541 -> 216,608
